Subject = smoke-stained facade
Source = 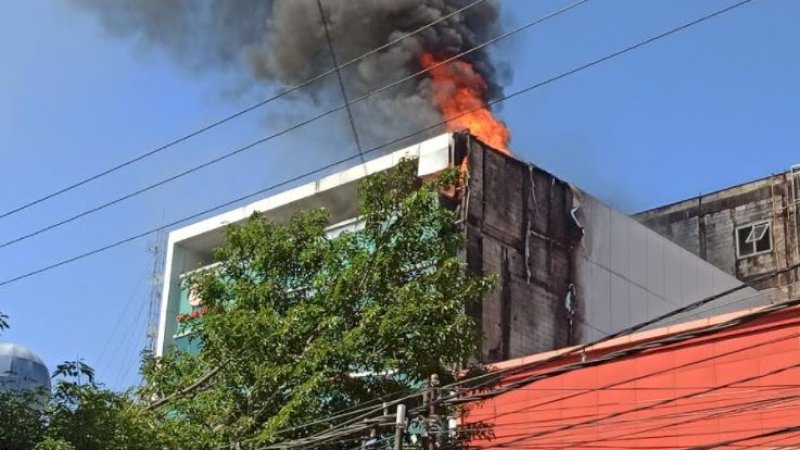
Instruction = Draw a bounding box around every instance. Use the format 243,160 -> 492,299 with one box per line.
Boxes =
72,0 -> 507,148
636,168 -> 800,299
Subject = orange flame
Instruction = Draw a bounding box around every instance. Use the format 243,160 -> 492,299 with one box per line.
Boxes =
421,52 -> 510,154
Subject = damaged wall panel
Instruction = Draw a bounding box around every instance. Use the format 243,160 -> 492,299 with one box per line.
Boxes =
459,134 -> 766,364
463,137 -> 582,362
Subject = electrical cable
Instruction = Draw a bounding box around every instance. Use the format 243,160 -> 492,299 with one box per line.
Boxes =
468,387 -> 800,438
0,0 -> 490,221
114,303 -> 150,388
258,290 -> 798,449
0,0 -> 754,290
0,0 -> 591,253
460,331 -> 800,422
551,394 -> 800,448
316,0 -> 365,163
687,425 -> 800,450
3,1 -> 769,446
735,430 -> 800,450
443,295 -> 800,408
481,354 -> 800,447
94,272 -> 148,371
433,267 -> 797,410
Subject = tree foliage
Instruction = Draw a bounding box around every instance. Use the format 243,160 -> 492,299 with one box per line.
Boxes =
0,359 -> 163,450
141,159 -> 494,448
2,161 -> 494,449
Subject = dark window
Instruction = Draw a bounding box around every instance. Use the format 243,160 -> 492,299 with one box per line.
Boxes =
736,221 -> 772,258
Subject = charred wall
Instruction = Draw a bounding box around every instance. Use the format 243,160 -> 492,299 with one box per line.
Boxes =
460,136 -> 583,363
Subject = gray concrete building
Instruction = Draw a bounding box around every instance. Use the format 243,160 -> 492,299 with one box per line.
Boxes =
636,166 -> 800,299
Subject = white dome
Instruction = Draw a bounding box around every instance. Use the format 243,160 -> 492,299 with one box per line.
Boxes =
0,342 -> 51,396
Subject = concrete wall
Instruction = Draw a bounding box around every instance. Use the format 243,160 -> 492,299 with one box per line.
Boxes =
575,194 -> 769,342
636,172 -> 800,298
463,138 -> 764,363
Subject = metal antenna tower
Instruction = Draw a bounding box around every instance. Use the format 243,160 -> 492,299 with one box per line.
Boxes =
145,227 -> 167,356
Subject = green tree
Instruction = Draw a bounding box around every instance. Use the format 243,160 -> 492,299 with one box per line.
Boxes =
0,315 -> 163,450
143,160 -> 494,449
0,311 -> 45,450
44,361 -> 162,450
0,391 -> 45,450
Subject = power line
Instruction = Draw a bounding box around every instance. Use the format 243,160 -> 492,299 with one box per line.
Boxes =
461,331 -> 800,421
470,391 -> 800,440
0,0 -> 600,287
560,393 -> 800,448
94,272 -> 148,370
0,0 -> 490,221
688,425 -> 800,450
436,267 -> 794,404
448,303 -> 800,448
443,289 -> 800,407
488,362 -> 800,449
256,284 -> 797,449
0,0 -> 591,253
316,0 -> 365,163
0,0 -> 753,286
111,296 -> 149,388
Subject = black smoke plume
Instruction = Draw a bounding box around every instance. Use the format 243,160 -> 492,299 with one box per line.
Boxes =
72,0 -> 506,148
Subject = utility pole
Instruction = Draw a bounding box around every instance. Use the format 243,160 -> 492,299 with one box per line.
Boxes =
428,374 -> 440,450
394,403 -> 406,450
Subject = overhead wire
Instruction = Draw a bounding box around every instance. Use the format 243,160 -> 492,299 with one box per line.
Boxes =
460,331 -> 800,421
0,0 -> 598,287
483,360 -> 800,444
468,337 -> 800,447
442,293 -> 800,408
458,390 -> 800,441
735,430 -> 800,450
0,0 -> 490,221
458,394 -> 800,449
0,0 -> 755,289
4,0 -> 770,445
94,271 -> 148,371
115,299 -> 152,388
0,0 -> 591,254
433,268 -> 797,410
257,282 -> 797,449
321,295 -> 792,449
45,0 -> 768,442
687,425 -> 800,450
316,0 -> 365,163
553,393 -> 800,448
106,292 -> 149,386
268,297 -> 800,449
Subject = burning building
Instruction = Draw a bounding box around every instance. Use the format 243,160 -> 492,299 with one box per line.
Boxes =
87,0 -> 774,363
156,132 -> 769,362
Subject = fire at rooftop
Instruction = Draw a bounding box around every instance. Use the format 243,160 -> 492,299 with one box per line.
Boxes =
421,52 -> 511,154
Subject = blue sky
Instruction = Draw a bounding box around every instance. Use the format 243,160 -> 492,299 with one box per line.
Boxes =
0,0 -> 797,390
